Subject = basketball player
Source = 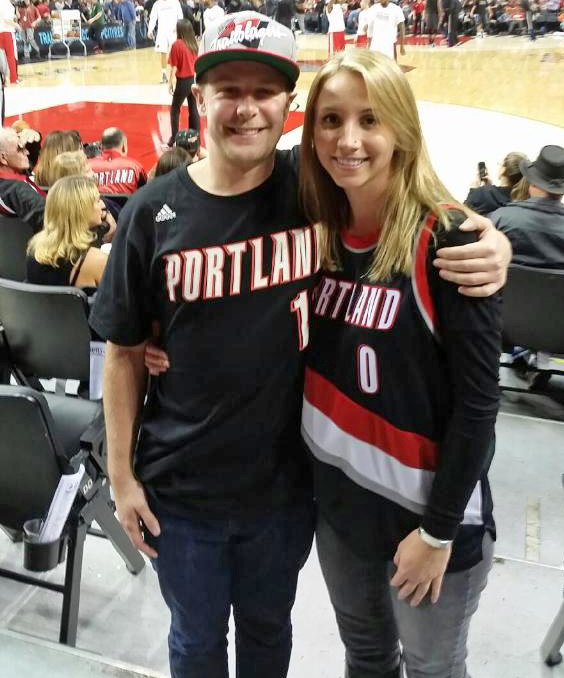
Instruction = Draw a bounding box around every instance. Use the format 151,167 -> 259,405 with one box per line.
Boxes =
355,0 -> 372,47
363,0 -> 405,61
148,0 -> 183,83
326,0 -> 346,55
90,11 -> 511,678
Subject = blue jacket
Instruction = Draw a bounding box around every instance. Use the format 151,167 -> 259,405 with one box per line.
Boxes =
118,0 -> 136,22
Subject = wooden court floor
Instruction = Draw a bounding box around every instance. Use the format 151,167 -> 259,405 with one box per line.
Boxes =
14,34 -> 564,128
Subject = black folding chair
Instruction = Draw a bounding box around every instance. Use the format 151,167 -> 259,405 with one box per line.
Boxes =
0,215 -> 34,282
0,279 -> 145,646
501,264 -> 564,394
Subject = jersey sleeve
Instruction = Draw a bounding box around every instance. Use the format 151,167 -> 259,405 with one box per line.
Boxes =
89,195 -> 155,346
421,210 -> 501,540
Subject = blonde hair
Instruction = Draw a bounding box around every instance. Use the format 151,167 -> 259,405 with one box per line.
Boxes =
34,130 -> 82,187
48,150 -> 90,186
27,176 -> 98,268
299,50 -> 457,282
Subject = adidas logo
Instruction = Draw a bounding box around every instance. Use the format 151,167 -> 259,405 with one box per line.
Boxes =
155,204 -> 176,222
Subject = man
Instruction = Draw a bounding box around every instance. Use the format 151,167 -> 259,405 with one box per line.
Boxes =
202,0 -> 224,28
0,0 -> 19,83
17,0 -> 41,61
148,0 -> 183,83
86,0 -> 106,52
0,126 -> 45,232
363,0 -> 406,61
491,145 -> 564,268
439,0 -> 459,47
117,0 -> 137,47
90,11 -> 511,678
89,127 -> 147,194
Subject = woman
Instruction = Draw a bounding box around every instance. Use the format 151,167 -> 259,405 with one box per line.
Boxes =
167,18 -> 199,146
465,151 -> 529,215
26,175 -> 108,288
33,129 -> 82,187
154,145 -> 191,177
299,50 -> 500,678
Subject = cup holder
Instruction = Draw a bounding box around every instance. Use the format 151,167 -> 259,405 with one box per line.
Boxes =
22,519 -> 67,572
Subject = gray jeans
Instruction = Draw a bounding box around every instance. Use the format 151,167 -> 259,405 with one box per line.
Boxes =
316,515 -> 494,678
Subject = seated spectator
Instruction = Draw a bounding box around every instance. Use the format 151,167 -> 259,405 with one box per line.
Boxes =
33,129 -> 82,187
490,145 -> 564,268
154,146 -> 191,178
89,127 -> 147,194
0,126 -> 45,232
465,151 -> 528,215
26,175 -> 108,288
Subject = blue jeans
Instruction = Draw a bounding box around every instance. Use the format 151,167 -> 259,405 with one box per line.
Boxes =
316,514 -> 494,678
147,500 -> 315,678
124,20 -> 136,48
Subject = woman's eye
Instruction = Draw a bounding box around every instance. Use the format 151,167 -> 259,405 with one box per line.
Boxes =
362,115 -> 378,127
321,113 -> 339,125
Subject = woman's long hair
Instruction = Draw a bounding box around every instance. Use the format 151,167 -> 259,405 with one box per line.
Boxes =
299,50 -> 457,282
500,151 -> 529,201
176,19 -> 198,54
27,176 -> 98,267
34,130 -> 82,187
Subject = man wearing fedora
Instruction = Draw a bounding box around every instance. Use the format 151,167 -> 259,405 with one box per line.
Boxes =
491,145 -> 564,269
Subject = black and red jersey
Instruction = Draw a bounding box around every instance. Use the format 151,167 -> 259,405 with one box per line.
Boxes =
0,169 -> 45,232
302,209 -> 501,571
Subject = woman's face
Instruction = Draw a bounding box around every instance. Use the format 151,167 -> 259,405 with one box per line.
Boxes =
89,192 -> 105,227
312,70 -> 396,197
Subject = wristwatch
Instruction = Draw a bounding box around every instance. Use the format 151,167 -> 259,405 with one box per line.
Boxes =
418,526 -> 453,550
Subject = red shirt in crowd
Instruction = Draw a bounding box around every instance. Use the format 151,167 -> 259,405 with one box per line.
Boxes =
35,2 -> 50,17
168,39 -> 197,78
18,4 -> 41,29
413,0 -> 425,14
88,149 -> 147,195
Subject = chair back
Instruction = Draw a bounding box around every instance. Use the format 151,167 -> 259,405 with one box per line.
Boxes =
0,279 -> 91,380
0,386 -> 62,530
503,264 -> 564,355
100,193 -> 129,209
0,216 -> 34,281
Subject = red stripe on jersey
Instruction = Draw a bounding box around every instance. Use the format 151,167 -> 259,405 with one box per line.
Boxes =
304,367 -> 438,471
413,213 -> 437,336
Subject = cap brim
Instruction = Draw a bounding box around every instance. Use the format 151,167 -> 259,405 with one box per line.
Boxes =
195,49 -> 299,87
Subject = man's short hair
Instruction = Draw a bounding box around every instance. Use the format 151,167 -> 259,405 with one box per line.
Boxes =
101,127 -> 126,151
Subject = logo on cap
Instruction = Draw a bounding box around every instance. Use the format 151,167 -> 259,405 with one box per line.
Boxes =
211,17 -> 286,51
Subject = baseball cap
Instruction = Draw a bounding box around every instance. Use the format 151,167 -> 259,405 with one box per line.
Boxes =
195,11 -> 300,88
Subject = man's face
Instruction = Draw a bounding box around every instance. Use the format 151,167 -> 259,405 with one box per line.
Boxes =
0,131 -> 30,172
193,61 -> 294,173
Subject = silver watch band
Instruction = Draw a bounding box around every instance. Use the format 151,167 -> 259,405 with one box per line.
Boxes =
418,526 -> 453,550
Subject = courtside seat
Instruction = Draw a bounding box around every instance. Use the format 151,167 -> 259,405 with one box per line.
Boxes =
0,216 -> 34,282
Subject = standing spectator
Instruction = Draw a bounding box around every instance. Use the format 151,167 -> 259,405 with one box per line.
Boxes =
17,0 -> 41,60
364,0 -> 405,60
86,0 -> 106,52
520,0 -> 536,38
0,0 -> 19,84
203,0 -> 225,25
276,0 -> 295,26
88,126 -> 147,194
148,0 -> 183,83
471,0 -> 488,35
412,0 -> 425,33
355,0 -> 371,44
118,0 -> 137,46
326,0 -> 346,54
167,19 -> 199,145
425,0 -> 439,42
294,0 -> 307,30
35,0 -> 50,17
439,0 -> 459,45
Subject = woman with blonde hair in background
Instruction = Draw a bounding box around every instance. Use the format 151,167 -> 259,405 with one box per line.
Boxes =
465,150 -> 529,215
299,49 -> 501,678
33,129 -> 82,187
26,175 -> 108,289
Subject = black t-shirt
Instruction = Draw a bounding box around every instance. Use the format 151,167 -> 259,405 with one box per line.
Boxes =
464,184 -> 511,216
90,150 -> 320,518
